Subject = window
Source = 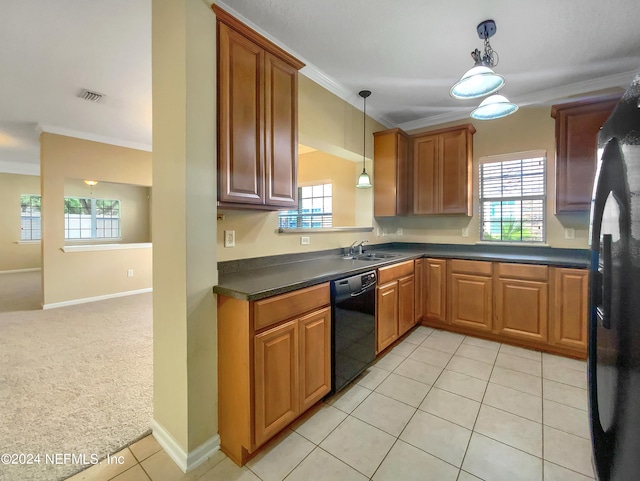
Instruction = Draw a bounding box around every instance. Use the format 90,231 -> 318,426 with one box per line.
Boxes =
278,183 -> 332,229
20,194 -> 42,241
64,197 -> 121,240
480,151 -> 546,242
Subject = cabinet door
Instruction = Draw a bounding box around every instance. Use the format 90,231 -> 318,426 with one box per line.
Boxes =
424,258 -> 447,323
254,320 -> 298,446
414,259 -> 423,324
413,134 -> 438,214
218,23 -> 265,205
496,278 -> 548,342
398,275 -> 415,336
299,307 -> 331,412
373,129 -> 409,217
376,281 -> 399,353
553,268 -> 588,352
439,129 -> 472,215
553,99 -> 617,213
450,273 -> 492,332
264,53 -> 298,208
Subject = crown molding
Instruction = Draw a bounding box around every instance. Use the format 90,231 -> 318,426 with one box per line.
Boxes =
0,159 -> 40,176
215,1 -> 394,129
37,124 -> 152,152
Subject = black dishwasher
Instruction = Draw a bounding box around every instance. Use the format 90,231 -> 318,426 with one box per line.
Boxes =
331,270 -> 377,393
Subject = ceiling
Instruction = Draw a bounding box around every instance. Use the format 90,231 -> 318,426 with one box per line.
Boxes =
2,0 -> 640,175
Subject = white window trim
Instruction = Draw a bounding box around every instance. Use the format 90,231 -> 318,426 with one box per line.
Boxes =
479,150 -> 547,243
61,242 -> 152,253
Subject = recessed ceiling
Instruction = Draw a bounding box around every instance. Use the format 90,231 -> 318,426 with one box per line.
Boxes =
2,0 -> 639,174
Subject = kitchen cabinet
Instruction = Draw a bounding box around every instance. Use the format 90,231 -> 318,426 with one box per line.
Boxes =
376,260 -> 414,352
495,263 -> 549,343
551,97 -> 619,213
424,258 -> 447,324
373,129 -> 410,217
552,268 -> 588,353
217,283 -> 330,465
449,260 -> 493,333
413,124 -> 475,215
419,258 -> 587,358
414,259 -> 424,324
214,6 -> 304,210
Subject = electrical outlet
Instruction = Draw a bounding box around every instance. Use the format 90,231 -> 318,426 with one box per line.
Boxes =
127,269 -> 134,277
462,227 -> 469,237
565,228 -> 575,240
300,236 -> 310,245
376,228 -> 381,237
396,228 -> 403,235
224,230 -> 235,247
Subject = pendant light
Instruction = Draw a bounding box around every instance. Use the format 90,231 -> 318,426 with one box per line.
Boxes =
470,94 -> 519,120
356,89 -> 373,189
450,20 -> 505,100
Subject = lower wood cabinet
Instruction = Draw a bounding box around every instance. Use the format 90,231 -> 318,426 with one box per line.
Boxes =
414,259 -> 424,324
424,258 -> 447,323
449,260 -> 493,332
495,263 -> 549,343
552,268 -> 589,352
218,283 -> 330,465
376,260 -> 415,353
421,258 -> 588,358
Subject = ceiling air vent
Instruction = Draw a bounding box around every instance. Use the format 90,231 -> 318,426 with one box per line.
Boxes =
77,89 -> 105,103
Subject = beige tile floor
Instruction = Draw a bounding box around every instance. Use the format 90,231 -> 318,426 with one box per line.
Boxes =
66,326 -> 595,481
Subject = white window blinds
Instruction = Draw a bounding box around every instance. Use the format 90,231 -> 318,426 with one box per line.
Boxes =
479,151 -> 546,242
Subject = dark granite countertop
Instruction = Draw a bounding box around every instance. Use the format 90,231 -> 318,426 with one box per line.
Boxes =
214,242 -> 590,301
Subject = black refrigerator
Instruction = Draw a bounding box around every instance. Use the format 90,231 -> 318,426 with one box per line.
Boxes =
589,71 -> 640,481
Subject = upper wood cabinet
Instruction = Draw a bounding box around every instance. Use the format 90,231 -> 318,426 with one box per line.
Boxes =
373,124 -> 474,217
413,124 -> 475,215
551,97 -> 619,213
214,6 -> 304,210
373,129 -> 410,217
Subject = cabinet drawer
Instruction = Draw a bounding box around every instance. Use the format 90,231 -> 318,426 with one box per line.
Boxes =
378,260 -> 415,284
254,283 -> 330,331
450,259 -> 492,276
498,263 -> 548,281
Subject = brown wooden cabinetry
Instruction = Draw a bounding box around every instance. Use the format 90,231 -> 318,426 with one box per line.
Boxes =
373,124 -> 474,217
414,259 -> 423,324
373,129 -> 409,217
215,6 -> 304,210
218,283 -> 330,465
551,97 -> 619,213
413,124 -> 475,215
424,258 -> 447,323
449,260 -> 493,332
552,268 -> 588,353
495,263 -> 549,343
376,260 -> 415,352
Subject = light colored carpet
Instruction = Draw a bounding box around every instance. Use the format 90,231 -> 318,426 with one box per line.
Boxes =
0,271 -> 153,481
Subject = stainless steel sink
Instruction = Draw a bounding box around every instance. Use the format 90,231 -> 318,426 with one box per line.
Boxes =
342,252 -> 401,261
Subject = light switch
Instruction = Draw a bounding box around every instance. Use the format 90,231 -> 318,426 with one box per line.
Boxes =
462,227 -> 469,237
300,236 -> 310,245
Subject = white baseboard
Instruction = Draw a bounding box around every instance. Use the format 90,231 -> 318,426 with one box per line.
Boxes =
42,287 -> 153,310
150,419 -> 221,473
0,267 -> 42,274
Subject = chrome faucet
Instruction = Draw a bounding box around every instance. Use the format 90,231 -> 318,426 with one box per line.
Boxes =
356,240 -> 369,255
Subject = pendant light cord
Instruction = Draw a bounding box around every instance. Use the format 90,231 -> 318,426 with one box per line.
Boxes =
362,95 -> 366,173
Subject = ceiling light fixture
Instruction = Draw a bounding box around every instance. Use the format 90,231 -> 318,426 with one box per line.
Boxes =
450,20 -> 518,120
450,20 -> 505,100
356,90 -> 373,189
470,94 -> 519,120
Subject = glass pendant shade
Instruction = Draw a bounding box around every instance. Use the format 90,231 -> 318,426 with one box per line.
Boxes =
470,94 -> 518,120
450,65 -> 505,99
356,170 -> 372,189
